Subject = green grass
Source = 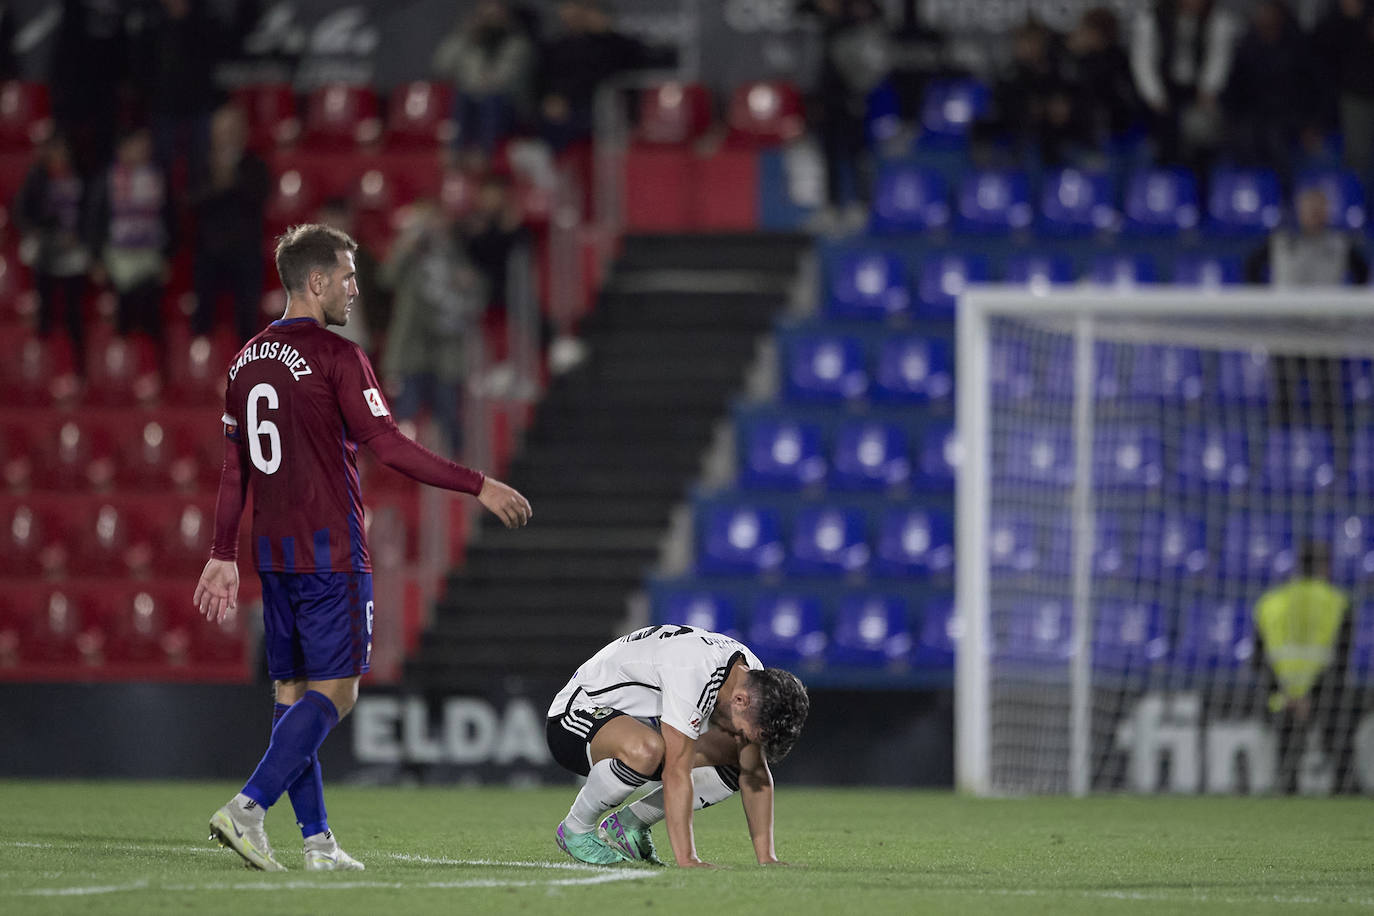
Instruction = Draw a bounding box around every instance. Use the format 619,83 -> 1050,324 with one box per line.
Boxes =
1,782 -> 1373,915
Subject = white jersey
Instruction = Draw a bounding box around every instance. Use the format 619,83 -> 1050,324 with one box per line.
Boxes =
548,625 -> 763,740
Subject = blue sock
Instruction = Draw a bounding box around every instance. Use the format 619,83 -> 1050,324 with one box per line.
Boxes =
272,703 -> 330,838
242,691 -> 339,808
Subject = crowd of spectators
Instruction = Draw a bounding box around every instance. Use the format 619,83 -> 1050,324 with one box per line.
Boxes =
811,0 -> 1374,217
12,0 -> 661,456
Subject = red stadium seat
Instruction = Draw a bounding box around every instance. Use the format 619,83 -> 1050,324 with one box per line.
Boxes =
115,417 -> 203,492
69,500 -> 154,577
23,585 -> 103,665
637,82 -> 712,145
0,498 -> 49,575
439,168 -> 476,216
0,418 -> 33,489
0,328 -> 78,407
232,84 -> 301,151
84,335 -> 161,406
105,586 -> 194,666
156,500 -> 215,575
191,595 -> 247,666
29,416 -> 117,491
726,81 -> 805,147
0,81 -> 52,149
302,84 -> 381,149
164,328 -> 236,407
265,166 -> 322,237
385,81 -> 456,149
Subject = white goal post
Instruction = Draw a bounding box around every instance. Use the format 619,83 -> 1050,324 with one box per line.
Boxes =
957,288 -> 1374,796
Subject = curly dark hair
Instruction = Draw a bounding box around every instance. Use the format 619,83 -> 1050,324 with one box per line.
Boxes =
747,668 -> 810,761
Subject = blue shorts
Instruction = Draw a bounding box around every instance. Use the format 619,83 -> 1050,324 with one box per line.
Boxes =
260,572 -> 373,681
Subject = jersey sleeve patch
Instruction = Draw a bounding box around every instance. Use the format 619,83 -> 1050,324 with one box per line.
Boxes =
364,388 -> 389,417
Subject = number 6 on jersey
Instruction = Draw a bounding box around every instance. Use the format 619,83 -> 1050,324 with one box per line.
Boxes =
246,382 -> 282,475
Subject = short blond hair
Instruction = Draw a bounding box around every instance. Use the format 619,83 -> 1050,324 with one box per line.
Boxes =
274,223 -> 357,293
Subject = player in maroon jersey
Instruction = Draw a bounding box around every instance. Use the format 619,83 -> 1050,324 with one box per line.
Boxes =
197,223 -> 531,871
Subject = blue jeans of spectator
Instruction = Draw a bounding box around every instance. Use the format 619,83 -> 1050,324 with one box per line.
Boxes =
455,94 -> 517,155
154,112 -> 211,188
392,372 -> 462,456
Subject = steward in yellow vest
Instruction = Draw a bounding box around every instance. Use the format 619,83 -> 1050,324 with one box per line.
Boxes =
1252,543 -> 1355,794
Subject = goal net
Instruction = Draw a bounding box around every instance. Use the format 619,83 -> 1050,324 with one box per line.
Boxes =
956,289 -> 1374,796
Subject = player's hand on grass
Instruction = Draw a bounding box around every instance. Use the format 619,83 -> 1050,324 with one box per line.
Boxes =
194,558 -> 240,624
478,477 -> 532,528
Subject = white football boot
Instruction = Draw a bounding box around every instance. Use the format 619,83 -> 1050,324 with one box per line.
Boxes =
209,798 -> 286,871
303,830 -> 365,871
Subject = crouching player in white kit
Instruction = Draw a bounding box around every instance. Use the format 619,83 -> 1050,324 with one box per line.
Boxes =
546,624 -> 810,868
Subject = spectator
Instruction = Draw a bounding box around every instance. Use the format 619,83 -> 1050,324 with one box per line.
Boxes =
317,196 -> 387,355
190,105 -> 270,344
1312,0 -> 1374,181
86,126 -> 176,343
0,4 -> 19,82
16,133 -> 90,374
1129,0 -> 1239,175
50,0 -> 131,178
811,0 -> 892,221
1252,543 -> 1355,794
381,202 -> 486,456
432,1 -> 535,159
1062,8 -> 1141,156
1245,186 -> 1370,287
459,173 -> 525,315
975,19 -> 1074,166
1223,0 -> 1315,183
127,0 -> 241,189
537,0 -> 659,151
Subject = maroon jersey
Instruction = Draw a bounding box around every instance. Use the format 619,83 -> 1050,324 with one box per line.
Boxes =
220,317 -> 395,573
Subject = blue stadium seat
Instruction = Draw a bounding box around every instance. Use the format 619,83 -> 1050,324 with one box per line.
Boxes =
655,590 -> 742,640
1206,168 -> 1282,236
783,333 -> 868,403
870,164 -> 950,234
788,505 -> 870,577
1123,168 -> 1199,235
874,506 -> 953,578
989,511 -> 1041,574
1039,168 -> 1117,236
1261,428 -> 1335,493
1094,600 -> 1168,672
1094,425 -> 1164,490
1177,426 -> 1250,490
996,426 -> 1074,487
912,596 -> 958,668
1350,604 -> 1374,679
831,420 -> 910,490
996,598 -> 1072,663
1177,598 -> 1255,671
1004,253 -> 1076,287
1350,428 -> 1374,493
916,253 -> 990,316
739,419 -> 826,491
989,338 -> 1035,403
1044,339 -> 1129,401
1172,254 -> 1242,287
955,170 -> 1033,234
748,593 -> 827,668
1139,511 -> 1211,579
826,250 -> 911,321
696,503 -> 785,575
1215,349 -> 1272,405
1295,170 -> 1366,231
918,79 -> 990,147
1088,253 -> 1158,287
1332,514 -> 1374,583
1129,345 -> 1206,401
828,593 -> 914,667
916,422 -> 959,488
1220,512 -> 1296,583
872,334 -> 953,403
1343,359 -> 1374,407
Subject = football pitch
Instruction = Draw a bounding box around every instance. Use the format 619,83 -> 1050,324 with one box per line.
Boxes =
1,782 -> 1372,915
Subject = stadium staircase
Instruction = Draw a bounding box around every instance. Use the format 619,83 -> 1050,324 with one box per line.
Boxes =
406,233 -> 810,692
